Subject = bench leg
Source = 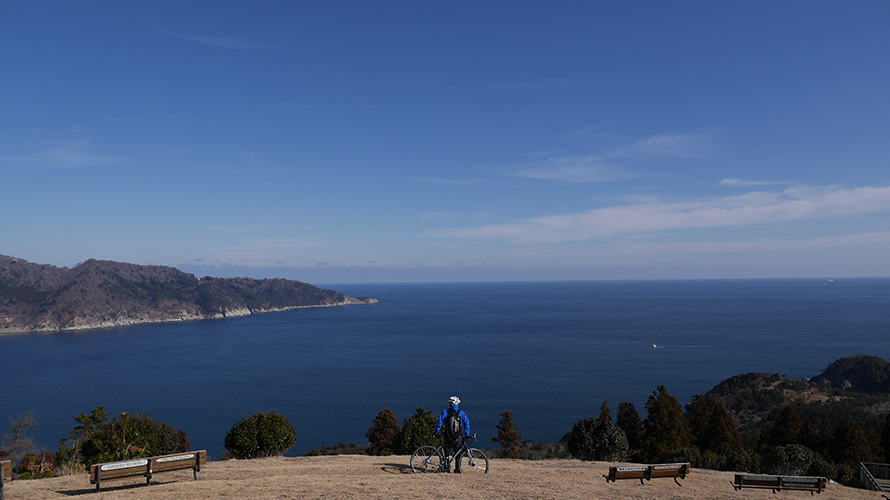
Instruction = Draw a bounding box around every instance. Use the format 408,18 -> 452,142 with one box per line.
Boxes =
673,476 -> 682,487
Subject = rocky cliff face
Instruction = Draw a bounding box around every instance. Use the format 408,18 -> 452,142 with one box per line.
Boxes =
0,255 -> 375,334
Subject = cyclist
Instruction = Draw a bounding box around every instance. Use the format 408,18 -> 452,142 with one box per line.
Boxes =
434,395 -> 471,473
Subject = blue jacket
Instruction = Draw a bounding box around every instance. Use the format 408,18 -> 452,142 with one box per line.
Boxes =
434,404 -> 470,437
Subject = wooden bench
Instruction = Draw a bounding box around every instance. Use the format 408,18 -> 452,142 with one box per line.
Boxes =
2,460 -> 11,500
732,474 -> 828,494
89,450 -> 206,492
604,463 -> 690,486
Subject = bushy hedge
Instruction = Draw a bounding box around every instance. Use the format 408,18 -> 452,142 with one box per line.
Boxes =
224,411 -> 297,459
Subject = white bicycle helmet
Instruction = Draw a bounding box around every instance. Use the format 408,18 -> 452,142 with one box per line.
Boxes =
449,396 -> 461,406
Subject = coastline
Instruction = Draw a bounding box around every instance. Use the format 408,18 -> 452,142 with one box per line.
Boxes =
0,296 -> 378,337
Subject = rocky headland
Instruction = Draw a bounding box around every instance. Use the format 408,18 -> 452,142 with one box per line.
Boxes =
0,255 -> 376,334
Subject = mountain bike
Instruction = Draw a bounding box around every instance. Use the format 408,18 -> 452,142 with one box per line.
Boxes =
410,433 -> 489,474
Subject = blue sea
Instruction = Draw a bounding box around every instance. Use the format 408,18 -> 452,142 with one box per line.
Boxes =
2,279 -> 889,458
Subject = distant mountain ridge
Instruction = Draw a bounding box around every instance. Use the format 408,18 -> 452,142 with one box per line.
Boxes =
0,255 -> 376,334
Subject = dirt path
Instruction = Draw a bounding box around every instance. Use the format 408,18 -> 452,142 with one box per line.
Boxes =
5,455 -> 884,500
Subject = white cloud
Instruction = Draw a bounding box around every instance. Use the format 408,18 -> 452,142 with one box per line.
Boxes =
432,185 -> 890,244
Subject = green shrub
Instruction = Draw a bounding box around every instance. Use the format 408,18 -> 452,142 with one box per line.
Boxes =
725,448 -> 761,473
568,417 -> 629,462
224,411 -> 297,459
394,407 -> 437,454
762,443 -> 817,476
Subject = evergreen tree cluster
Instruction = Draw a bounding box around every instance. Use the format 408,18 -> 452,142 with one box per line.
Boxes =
55,406 -> 190,473
363,407 -> 438,456
566,384 -> 888,488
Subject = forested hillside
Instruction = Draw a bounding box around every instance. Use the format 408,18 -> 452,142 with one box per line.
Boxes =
0,255 -> 374,333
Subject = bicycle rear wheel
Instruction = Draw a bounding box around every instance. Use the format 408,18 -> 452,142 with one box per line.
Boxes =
458,448 -> 489,474
411,446 -> 445,473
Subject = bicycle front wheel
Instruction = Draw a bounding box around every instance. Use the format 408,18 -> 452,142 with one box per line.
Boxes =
411,446 -> 445,474
458,448 -> 489,474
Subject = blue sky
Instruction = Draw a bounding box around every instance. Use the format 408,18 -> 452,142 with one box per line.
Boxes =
2,1 -> 889,283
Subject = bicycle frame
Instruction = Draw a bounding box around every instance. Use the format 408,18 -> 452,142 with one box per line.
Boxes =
411,433 -> 489,474
425,436 -> 476,471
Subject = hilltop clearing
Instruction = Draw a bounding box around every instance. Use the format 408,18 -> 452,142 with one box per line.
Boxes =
4,454 -> 878,500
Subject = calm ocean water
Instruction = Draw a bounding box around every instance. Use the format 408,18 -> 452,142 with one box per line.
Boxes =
2,279 -> 889,458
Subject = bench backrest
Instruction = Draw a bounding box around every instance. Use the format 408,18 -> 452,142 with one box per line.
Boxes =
733,474 -> 827,492
780,475 -> 827,492
89,450 -> 207,484
607,463 -> 689,481
151,450 -> 207,474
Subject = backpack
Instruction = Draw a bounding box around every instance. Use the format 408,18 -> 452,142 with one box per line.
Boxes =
445,409 -> 462,441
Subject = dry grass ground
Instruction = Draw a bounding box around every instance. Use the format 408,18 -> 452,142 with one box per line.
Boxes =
5,455 -> 884,500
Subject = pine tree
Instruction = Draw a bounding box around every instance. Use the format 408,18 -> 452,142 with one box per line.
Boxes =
491,411 -> 524,459
686,395 -> 715,451
394,407 -> 437,454
616,402 -> 644,455
707,402 -> 744,456
641,385 -> 691,462
686,395 -> 743,456
758,406 -> 803,451
829,419 -> 879,465
366,409 -> 401,456
597,401 -> 611,425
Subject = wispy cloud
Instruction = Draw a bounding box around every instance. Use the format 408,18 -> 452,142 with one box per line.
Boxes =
719,178 -> 793,187
420,212 -> 463,222
511,154 -> 632,183
414,177 -> 472,185
432,185 -> 890,244
501,129 -> 716,184
1,139 -> 125,169
609,130 -> 719,159
168,32 -> 277,50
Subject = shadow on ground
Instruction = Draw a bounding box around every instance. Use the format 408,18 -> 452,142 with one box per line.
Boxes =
378,462 -> 414,475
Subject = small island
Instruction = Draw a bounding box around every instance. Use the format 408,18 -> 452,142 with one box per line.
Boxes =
0,255 -> 376,334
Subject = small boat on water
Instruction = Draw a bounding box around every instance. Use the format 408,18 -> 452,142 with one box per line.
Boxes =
645,344 -> 658,349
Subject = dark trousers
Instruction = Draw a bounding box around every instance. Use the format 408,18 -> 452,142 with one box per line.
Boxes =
443,440 -> 463,472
